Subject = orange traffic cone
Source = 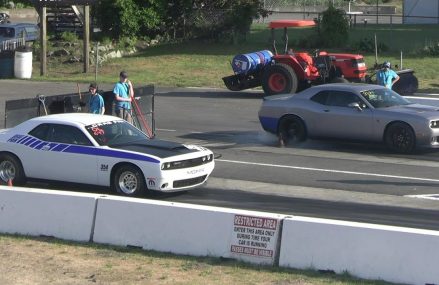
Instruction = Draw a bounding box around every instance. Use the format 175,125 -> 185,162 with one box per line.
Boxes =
7,178 -> 13,187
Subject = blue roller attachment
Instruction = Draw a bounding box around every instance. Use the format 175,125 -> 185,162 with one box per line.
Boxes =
232,50 -> 273,75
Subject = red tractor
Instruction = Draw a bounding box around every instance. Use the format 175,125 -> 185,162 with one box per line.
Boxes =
223,20 -> 417,95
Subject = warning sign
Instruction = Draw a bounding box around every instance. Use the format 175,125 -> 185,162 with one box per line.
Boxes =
230,214 -> 279,259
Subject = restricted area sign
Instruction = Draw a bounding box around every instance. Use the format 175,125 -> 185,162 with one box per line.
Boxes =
230,214 -> 280,260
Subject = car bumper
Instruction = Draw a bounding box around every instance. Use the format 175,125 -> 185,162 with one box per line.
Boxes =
146,161 -> 215,192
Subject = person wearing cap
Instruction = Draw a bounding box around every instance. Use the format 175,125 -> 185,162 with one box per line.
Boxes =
88,82 -> 105,115
376,61 -> 399,90
113,71 -> 133,123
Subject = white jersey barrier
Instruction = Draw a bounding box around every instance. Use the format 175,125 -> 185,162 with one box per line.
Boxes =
93,196 -> 284,265
1,187 -> 439,284
0,186 -> 99,242
279,216 -> 439,285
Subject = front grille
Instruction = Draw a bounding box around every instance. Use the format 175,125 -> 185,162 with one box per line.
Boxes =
173,175 -> 207,188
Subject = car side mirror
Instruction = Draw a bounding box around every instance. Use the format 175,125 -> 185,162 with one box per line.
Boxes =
348,102 -> 363,111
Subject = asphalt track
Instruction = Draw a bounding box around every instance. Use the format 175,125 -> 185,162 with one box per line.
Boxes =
1,80 -> 439,230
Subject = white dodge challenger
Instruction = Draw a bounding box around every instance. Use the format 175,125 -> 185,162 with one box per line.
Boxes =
0,113 -> 215,196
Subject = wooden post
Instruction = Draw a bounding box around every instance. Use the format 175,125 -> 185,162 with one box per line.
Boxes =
83,5 -> 90,73
40,6 -> 47,76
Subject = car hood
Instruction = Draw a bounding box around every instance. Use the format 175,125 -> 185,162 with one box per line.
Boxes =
385,104 -> 439,117
109,139 -> 201,159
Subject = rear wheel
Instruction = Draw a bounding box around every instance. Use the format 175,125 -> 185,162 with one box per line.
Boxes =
0,153 -> 26,185
262,63 -> 298,95
384,122 -> 416,153
278,115 -> 307,145
112,164 -> 146,197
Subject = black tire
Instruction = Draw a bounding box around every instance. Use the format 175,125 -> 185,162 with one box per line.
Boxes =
0,153 -> 26,185
262,63 -> 298,95
112,164 -> 146,197
278,115 -> 307,145
384,122 -> 416,154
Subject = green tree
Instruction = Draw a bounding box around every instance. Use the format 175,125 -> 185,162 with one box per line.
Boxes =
319,3 -> 350,47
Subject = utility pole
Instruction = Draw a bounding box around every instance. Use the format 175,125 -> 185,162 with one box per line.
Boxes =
376,0 -> 379,24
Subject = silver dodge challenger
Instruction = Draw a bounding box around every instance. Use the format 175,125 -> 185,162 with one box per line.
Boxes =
258,83 -> 439,153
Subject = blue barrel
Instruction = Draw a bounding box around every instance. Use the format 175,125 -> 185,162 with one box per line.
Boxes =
0,51 -> 14,79
232,50 -> 273,75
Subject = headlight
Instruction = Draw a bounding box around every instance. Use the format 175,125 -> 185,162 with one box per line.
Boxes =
161,155 -> 213,171
431,120 -> 439,128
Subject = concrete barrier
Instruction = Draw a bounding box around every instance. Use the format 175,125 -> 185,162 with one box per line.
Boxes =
279,216 -> 439,285
93,196 -> 284,265
0,186 -> 99,242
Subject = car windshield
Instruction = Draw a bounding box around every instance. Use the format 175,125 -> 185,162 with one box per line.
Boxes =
360,88 -> 411,108
85,120 -> 149,146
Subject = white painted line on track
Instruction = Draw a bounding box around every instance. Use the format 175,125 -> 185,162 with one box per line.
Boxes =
156,128 -> 177,132
406,96 -> 439,101
405,194 -> 439,201
217,159 -> 439,183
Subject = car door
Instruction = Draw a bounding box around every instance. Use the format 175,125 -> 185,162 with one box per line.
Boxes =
22,123 -> 98,185
310,90 -> 374,140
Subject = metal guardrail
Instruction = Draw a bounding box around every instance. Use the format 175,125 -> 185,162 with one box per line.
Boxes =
0,37 -> 25,52
258,11 -> 439,25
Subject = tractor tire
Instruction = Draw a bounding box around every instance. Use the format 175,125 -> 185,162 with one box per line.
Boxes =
393,71 -> 419,95
262,63 -> 298,95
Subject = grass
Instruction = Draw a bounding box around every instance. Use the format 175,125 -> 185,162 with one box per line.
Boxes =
29,23 -> 439,93
0,234 -> 395,284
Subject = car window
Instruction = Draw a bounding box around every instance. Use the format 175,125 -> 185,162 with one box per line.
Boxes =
86,120 -> 148,146
361,88 -> 411,108
30,123 -> 92,145
310,91 -> 329,105
49,124 -> 92,145
29,123 -> 50,140
327,91 -> 364,108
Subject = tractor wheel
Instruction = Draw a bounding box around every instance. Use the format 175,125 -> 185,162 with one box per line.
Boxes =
262,63 -> 298,95
393,73 -> 419,95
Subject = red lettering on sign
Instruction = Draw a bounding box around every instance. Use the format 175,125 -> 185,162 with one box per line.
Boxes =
234,215 -> 277,230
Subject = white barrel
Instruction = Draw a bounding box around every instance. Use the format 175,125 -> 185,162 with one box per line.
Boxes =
14,50 -> 33,79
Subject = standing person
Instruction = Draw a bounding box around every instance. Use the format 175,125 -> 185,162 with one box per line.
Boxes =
376,61 -> 400,90
88,82 -> 105,115
113,71 -> 133,123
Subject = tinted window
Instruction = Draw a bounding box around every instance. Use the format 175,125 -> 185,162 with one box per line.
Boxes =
327,91 -> 363,107
311,91 -> 329,105
29,124 -> 50,140
29,123 -> 92,146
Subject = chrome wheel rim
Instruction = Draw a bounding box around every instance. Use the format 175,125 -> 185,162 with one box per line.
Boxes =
118,171 -> 138,195
0,160 -> 15,182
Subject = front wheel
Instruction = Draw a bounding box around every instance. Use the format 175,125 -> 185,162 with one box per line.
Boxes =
384,122 -> 416,153
0,153 -> 26,185
278,116 -> 307,145
112,164 -> 146,197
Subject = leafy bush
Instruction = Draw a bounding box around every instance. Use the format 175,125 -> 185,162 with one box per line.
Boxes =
352,37 -> 389,53
319,4 -> 350,47
94,0 -> 265,43
60,32 -> 79,43
416,41 -> 439,56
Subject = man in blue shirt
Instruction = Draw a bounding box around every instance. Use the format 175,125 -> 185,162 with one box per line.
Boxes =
113,71 -> 133,123
88,83 -> 105,115
376,61 -> 400,90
